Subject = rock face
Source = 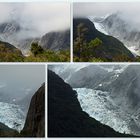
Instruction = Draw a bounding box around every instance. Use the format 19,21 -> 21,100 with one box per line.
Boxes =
48,70 -> 131,137
21,83 -> 45,137
0,21 -> 70,55
40,30 -> 70,51
0,122 -> 19,137
73,18 -> 134,61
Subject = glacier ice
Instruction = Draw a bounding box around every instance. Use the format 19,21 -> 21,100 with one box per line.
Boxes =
74,88 -> 132,134
0,102 -> 25,132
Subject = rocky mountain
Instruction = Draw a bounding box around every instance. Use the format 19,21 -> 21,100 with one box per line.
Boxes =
0,21 -> 70,55
50,64 -> 140,136
40,30 -> 70,51
73,18 -> 134,61
48,69 -> 132,137
74,18 -> 134,61
89,13 -> 140,56
49,64 -> 127,88
0,21 -> 28,55
0,21 -> 20,35
21,83 -> 45,137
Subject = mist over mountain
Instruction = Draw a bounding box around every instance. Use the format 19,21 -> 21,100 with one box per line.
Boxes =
73,3 -> 140,57
40,30 -> 70,51
89,13 -> 140,56
73,3 -> 140,28
0,3 -> 70,38
0,3 -> 70,55
49,64 -> 140,136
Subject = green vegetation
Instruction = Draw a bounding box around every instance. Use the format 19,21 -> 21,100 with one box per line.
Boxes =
73,19 -> 136,62
30,42 -> 44,56
0,41 -> 70,62
0,43 -> 24,62
74,28 -> 105,62
24,42 -> 70,62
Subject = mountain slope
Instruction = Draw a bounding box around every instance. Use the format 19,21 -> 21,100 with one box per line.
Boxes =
40,30 -> 70,51
91,13 -> 140,56
51,64 -> 140,136
48,70 -> 132,137
73,18 -> 134,61
0,21 -> 70,53
0,41 -> 24,62
21,83 -> 45,137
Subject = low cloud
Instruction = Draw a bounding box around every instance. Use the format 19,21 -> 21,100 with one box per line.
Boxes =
73,2 -> 140,29
0,3 -> 70,38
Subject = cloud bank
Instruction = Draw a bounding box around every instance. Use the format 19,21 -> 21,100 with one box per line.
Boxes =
0,3 -> 70,38
73,2 -> 140,28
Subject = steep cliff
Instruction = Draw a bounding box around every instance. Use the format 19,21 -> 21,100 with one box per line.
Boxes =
21,83 -> 45,137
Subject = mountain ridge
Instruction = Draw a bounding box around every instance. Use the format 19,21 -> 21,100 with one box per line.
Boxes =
73,18 -> 134,61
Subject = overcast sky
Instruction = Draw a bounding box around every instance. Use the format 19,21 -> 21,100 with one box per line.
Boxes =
0,65 -> 45,100
73,3 -> 140,27
0,3 -> 70,38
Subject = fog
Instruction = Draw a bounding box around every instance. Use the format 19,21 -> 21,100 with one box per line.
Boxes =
73,3 -> 140,29
0,65 -> 45,103
0,3 -> 70,39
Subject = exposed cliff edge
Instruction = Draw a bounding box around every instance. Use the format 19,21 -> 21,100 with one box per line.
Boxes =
21,83 -> 45,137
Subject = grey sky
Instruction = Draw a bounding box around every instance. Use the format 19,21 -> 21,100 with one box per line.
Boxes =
73,3 -> 140,27
0,65 -> 45,100
0,3 -> 70,38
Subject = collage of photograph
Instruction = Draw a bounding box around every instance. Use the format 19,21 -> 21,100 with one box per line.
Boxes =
0,1 -> 140,139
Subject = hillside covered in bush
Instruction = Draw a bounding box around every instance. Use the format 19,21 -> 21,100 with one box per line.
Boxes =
0,41 -> 70,62
73,18 -> 140,62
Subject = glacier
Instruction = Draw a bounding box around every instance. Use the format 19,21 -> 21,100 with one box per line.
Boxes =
0,102 -> 25,132
50,64 -> 140,136
88,14 -> 140,56
88,16 -> 108,35
74,88 -> 132,135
